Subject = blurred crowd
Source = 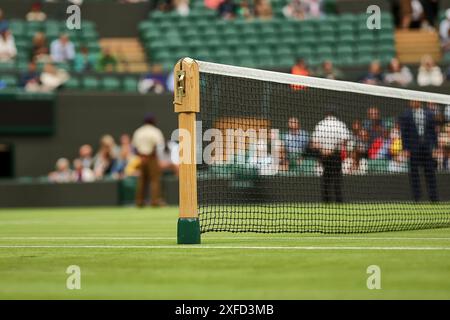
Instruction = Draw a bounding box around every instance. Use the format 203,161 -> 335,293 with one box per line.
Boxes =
48,133 -> 179,183
0,4 -> 121,92
156,0 -> 324,20
223,104 -> 450,177
291,55 -> 450,87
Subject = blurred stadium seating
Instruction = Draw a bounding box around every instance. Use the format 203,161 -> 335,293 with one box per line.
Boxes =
139,2 -> 395,70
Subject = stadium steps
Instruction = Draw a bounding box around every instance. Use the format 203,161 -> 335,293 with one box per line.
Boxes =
395,30 -> 442,64
99,38 -> 149,73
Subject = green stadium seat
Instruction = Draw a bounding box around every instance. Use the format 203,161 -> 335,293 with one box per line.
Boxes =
65,77 -> 80,90
337,23 -> 354,35
224,37 -> 241,48
9,20 -> 26,35
255,47 -> 273,59
355,54 -> 374,65
260,24 -> 277,36
356,44 -> 374,55
358,32 -> 376,42
237,57 -> 258,68
338,33 -> 356,45
339,13 -> 357,24
215,48 -> 233,60
275,45 -> 293,56
319,34 -> 336,45
122,77 -> 138,92
82,76 -> 100,90
194,49 -> 212,61
101,76 -> 121,91
317,23 -> 335,36
0,62 -> 15,71
242,37 -> 260,46
0,74 -> 18,87
336,45 -> 353,56
368,159 -> 389,174
294,47 -> 313,59
299,159 -> 319,176
236,47 -> 253,59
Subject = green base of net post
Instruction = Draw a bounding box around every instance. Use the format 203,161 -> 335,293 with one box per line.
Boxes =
177,218 -> 201,244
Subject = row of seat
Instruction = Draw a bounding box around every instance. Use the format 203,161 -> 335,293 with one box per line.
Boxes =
0,74 -> 140,92
208,158 -> 404,178
140,7 -> 397,70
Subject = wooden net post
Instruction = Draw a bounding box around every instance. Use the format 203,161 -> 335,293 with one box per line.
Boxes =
174,58 -> 200,244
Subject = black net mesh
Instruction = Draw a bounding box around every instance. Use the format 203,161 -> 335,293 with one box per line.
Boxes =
196,71 -> 450,234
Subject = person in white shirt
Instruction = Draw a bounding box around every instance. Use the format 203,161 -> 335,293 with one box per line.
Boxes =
311,106 -> 350,203
132,113 -> 165,207
0,27 -> 16,62
417,54 -> 444,87
439,9 -> 450,51
40,63 -> 70,92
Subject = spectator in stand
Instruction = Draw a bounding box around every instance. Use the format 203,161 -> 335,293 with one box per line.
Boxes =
0,8 -> 8,31
283,0 -> 305,19
388,150 -> 409,172
433,123 -> 450,171
157,140 -> 180,176
48,158 -> 72,183
0,26 -> 16,62
440,8 -> 450,51
282,117 -> 309,166
445,105 -> 450,123
420,0 -> 439,28
111,143 -> 133,179
40,62 -> 70,92
77,144 -> 94,169
359,60 -> 384,85
237,1 -> 253,19
283,0 -> 322,20
350,120 -> 369,158
138,64 -> 167,94
26,2 -> 47,22
74,46 -> 97,72
20,61 -> 41,92
254,0 -> 272,19
174,0 -> 190,16
315,60 -> 344,80
205,0 -> 223,9
399,0 -> 428,29
291,57 -> 310,76
218,0 -> 238,19
342,149 -> 368,175
30,32 -> 50,63
96,47 -> 117,72
72,158 -> 95,182
363,107 -> 385,145
384,57 -> 413,87
417,54 -> 443,86
93,134 -> 118,179
50,34 -> 75,63
368,128 -> 390,160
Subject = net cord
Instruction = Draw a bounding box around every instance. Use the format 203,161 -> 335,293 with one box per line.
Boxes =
197,60 -> 450,105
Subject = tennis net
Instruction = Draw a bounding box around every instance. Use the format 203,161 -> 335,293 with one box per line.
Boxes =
174,59 -> 450,241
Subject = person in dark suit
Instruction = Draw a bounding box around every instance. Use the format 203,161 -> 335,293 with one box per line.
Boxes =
399,100 -> 439,202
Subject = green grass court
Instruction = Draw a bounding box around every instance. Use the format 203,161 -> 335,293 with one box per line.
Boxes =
0,207 -> 450,299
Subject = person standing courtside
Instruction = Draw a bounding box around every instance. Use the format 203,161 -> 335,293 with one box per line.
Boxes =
132,113 -> 165,207
312,106 -> 350,203
399,100 -> 439,202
